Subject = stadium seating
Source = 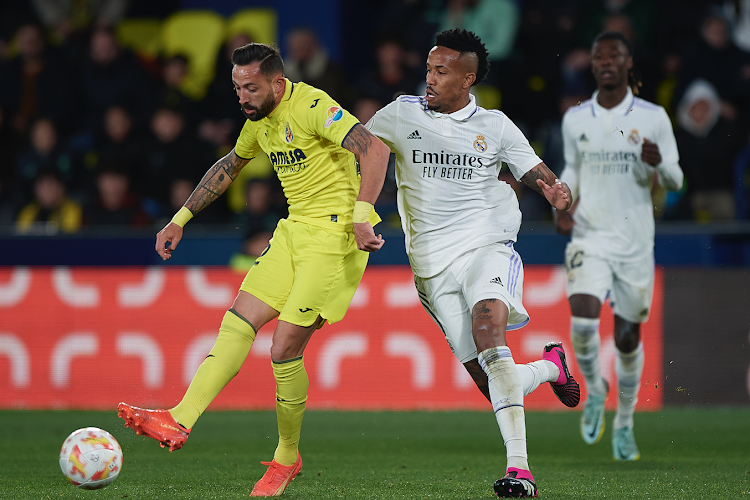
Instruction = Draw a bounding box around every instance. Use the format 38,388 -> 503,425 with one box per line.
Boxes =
226,8 -> 278,45
116,18 -> 162,58
161,10 -> 227,100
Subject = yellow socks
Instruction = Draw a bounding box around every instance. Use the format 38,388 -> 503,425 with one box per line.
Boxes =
272,356 -> 308,466
169,309 -> 257,429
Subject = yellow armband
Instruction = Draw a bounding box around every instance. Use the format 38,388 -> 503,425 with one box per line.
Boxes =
170,207 -> 193,227
352,201 -> 373,224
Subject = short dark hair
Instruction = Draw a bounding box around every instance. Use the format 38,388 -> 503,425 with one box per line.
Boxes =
231,43 -> 284,76
592,31 -> 632,55
434,28 -> 490,86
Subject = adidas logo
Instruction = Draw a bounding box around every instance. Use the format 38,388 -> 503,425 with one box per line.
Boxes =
490,276 -> 503,285
579,133 -> 589,142
407,130 -> 421,139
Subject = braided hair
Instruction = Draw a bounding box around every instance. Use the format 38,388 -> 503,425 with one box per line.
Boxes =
592,30 -> 642,95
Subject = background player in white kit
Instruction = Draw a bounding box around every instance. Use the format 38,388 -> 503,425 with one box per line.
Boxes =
367,29 -> 579,498
555,31 -> 683,461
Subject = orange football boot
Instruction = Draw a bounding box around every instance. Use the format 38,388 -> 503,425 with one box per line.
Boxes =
117,402 -> 190,452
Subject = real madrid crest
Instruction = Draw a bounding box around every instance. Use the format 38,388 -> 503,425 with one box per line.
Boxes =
628,129 -> 639,145
473,134 -> 487,153
284,122 -> 293,143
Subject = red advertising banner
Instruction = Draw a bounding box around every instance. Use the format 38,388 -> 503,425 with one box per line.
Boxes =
0,266 -> 663,411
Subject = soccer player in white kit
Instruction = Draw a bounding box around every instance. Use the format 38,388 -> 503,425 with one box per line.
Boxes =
367,29 -> 579,498
555,31 -> 683,461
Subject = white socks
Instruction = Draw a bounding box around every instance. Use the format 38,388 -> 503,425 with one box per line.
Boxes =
478,346 -> 528,471
517,360 -> 558,396
570,316 -> 607,396
613,343 -> 644,429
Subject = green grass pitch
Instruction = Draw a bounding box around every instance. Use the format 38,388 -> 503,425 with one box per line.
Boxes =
1,408 -> 748,499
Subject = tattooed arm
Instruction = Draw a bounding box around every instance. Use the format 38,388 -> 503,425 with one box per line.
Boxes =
342,123 -> 390,205
342,123 -> 390,252
184,149 -> 250,214
520,162 -> 572,211
155,149 -> 250,260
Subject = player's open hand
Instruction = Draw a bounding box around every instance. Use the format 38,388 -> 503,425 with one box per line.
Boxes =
537,178 -> 572,211
641,138 -> 661,166
155,223 -> 184,261
353,222 -> 385,252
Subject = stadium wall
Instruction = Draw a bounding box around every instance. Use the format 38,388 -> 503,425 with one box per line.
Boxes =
0,266 -> 667,411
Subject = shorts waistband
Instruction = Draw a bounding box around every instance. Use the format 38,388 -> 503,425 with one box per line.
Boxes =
288,213 -> 351,232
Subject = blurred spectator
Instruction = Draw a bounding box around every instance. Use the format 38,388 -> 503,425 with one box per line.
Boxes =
16,168 -> 82,233
353,97 -> 384,124
156,54 -> 197,125
229,178 -> 284,271
79,25 -> 154,136
81,105 -> 145,198
0,3 -> 38,60
198,33 -> 253,158
439,0 -> 520,63
673,79 -> 746,221
0,22 -> 75,135
15,117 -> 78,202
438,0 -> 521,88
141,107 -> 213,219
577,0 -> 657,50
674,9 -> 750,124
84,161 -> 149,226
31,0 -> 127,42
372,0 -> 438,70
357,34 -> 422,105
162,175 -> 228,226
284,27 -> 355,109
233,178 -> 283,238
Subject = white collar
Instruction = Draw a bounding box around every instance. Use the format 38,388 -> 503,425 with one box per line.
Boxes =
591,86 -> 635,117
429,93 -> 478,121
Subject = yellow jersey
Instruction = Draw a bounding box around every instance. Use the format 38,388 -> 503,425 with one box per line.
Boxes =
235,79 -> 371,230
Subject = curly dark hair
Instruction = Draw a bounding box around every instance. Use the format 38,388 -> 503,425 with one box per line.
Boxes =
434,28 -> 490,86
231,43 -> 284,77
592,30 -> 642,95
592,30 -> 632,55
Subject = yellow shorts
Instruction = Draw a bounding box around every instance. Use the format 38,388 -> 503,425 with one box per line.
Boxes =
240,218 -> 369,327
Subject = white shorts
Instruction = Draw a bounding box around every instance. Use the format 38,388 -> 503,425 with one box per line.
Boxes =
564,242 -> 655,324
414,241 -> 530,363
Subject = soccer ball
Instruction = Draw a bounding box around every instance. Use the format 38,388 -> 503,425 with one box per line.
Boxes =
59,427 -> 123,489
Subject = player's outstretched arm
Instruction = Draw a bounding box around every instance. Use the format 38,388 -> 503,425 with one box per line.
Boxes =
342,124 -> 391,252
155,149 -> 250,261
520,162 -> 572,211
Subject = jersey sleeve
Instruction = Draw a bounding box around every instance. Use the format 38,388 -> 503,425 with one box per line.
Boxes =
234,120 -> 262,160
559,111 -> 580,201
364,100 -> 398,148
653,107 -> 684,191
496,114 -> 543,181
299,88 -> 360,147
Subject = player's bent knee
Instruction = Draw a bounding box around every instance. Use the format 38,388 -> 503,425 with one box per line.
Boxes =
614,317 -> 640,353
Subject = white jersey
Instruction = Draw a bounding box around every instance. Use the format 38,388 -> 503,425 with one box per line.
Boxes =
366,94 -> 542,278
560,88 -> 683,262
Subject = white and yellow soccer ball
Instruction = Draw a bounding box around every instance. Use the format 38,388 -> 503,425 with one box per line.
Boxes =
59,427 -> 123,489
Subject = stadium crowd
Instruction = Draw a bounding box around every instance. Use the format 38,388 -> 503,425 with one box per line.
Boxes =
0,0 -> 748,245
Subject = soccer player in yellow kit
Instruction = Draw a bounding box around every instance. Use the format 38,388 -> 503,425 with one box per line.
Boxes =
118,43 -> 390,497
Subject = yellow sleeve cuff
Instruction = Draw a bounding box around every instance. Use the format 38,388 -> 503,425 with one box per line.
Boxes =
171,207 -> 193,227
